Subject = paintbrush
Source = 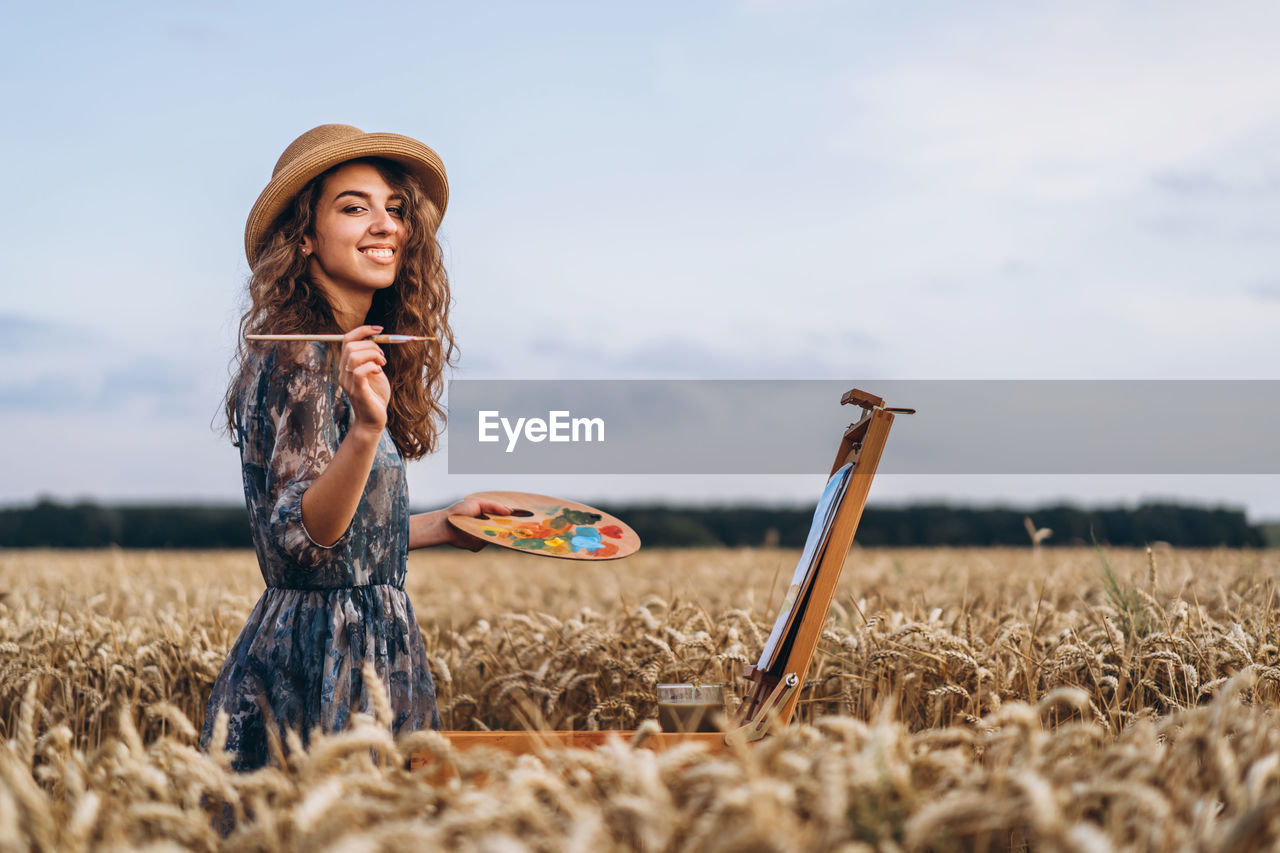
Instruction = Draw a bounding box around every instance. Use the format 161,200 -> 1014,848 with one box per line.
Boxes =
245,334 -> 435,344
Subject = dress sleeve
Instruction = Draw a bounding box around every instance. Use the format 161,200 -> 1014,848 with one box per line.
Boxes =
263,346 -> 351,568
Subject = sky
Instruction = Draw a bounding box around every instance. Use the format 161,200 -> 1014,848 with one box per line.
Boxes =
3,0 -> 1280,518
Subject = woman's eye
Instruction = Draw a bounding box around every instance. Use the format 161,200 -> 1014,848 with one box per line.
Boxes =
387,206 -> 404,217
343,205 -> 366,214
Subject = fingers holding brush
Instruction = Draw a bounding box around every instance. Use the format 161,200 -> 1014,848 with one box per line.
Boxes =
340,325 -> 391,432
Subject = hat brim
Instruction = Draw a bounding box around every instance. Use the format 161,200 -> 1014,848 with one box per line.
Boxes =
244,132 -> 448,265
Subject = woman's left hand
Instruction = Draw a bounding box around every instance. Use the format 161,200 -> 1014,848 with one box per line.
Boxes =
442,498 -> 513,551
409,499 -> 514,551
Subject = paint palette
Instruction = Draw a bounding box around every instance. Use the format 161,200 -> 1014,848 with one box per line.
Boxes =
447,491 -> 641,560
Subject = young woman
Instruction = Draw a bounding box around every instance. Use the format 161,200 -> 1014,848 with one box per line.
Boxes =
201,124 -> 507,770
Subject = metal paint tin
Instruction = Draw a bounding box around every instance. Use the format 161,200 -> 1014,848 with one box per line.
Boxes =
656,683 -> 725,733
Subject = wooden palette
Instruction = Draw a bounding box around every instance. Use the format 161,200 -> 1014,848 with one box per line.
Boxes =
447,491 -> 641,560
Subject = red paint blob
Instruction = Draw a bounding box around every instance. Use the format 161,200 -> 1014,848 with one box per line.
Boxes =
600,525 -> 623,539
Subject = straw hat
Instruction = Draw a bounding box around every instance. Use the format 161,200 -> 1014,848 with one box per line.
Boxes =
244,124 -> 449,264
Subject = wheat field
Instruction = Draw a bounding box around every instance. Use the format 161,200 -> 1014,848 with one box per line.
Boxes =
4,545 -> 1280,850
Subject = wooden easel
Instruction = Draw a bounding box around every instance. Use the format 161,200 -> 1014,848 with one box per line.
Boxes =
427,388 -> 906,759
733,388 -> 904,739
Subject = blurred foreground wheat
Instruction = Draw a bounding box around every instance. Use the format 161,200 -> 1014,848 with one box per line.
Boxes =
4,546 -> 1280,849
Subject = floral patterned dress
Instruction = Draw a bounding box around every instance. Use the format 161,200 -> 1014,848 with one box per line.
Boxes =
200,342 -> 439,770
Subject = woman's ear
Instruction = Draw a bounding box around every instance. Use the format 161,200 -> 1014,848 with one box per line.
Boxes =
300,238 -> 312,257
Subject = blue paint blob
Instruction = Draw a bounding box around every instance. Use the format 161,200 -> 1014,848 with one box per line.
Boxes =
570,532 -> 605,552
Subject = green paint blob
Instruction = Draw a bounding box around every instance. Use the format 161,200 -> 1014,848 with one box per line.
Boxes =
512,538 -> 546,550
549,509 -> 603,530
561,509 -> 603,525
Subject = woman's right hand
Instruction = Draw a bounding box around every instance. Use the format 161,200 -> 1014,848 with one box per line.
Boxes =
339,325 -> 391,435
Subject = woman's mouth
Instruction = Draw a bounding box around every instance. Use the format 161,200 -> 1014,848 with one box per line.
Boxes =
359,247 -> 395,263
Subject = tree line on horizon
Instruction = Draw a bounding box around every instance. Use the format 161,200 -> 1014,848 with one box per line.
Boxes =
0,498 -> 1268,549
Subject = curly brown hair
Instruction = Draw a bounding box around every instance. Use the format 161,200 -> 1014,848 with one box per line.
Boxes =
224,157 -> 456,460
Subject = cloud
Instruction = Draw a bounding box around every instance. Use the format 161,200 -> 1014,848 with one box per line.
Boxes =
1246,279 -> 1280,301
1152,169 -> 1280,198
162,20 -> 227,47
0,381 -> 84,413
91,358 -> 208,414
0,314 -> 98,352
1151,171 -> 1236,196
1142,215 -> 1212,241
0,317 -> 212,416
527,331 -> 882,379
737,0 -> 829,10
837,4 -> 1280,200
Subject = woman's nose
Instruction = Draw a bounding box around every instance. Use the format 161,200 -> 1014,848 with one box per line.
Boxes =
370,207 -> 400,234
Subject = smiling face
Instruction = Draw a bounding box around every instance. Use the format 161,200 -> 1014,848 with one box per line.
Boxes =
302,160 -> 407,329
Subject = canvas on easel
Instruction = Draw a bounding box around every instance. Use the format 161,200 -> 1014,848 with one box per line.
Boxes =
755,461 -> 855,672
